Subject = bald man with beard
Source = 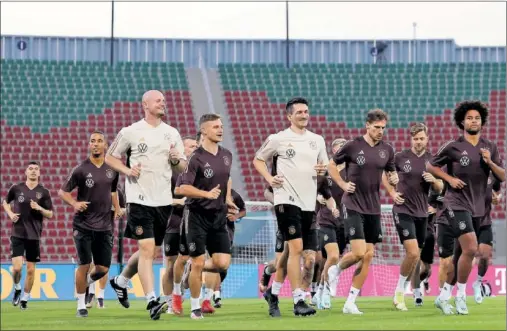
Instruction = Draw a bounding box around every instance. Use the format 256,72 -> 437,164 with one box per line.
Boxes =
106,90 -> 187,320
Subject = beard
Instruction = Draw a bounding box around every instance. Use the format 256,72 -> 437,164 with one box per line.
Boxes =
466,128 -> 480,135
414,146 -> 426,155
155,108 -> 166,118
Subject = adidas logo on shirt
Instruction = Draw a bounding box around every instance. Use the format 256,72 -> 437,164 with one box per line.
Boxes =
359,150 -> 364,155
87,173 -> 93,178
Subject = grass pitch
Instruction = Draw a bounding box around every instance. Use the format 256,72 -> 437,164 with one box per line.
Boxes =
1,296 -> 505,330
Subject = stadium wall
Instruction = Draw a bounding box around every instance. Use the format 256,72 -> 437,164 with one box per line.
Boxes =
1,264 -> 506,301
2,35 -> 506,66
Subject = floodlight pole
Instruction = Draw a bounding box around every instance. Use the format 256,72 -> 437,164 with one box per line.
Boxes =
110,1 -> 115,67
412,22 -> 417,63
285,1 -> 290,68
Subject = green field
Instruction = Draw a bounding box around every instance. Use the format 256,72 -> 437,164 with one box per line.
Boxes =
1,297 -> 505,330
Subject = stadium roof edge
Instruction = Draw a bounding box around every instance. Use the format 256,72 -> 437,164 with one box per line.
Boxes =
4,34 -> 506,48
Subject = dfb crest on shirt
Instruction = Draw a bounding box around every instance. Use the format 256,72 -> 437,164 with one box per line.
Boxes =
276,241 -> 282,250
135,226 -> 143,235
379,150 -> 387,159
165,244 -> 170,253
288,226 -> 296,235
189,242 -> 196,252
402,229 -> 409,237
18,195 -> 25,203
179,244 -> 185,253
86,178 -> 95,188
403,164 -> 412,173
324,234 -> 329,241
460,156 -> 470,167
309,141 -> 317,150
458,221 -> 466,230
286,148 -> 296,158
106,169 -> 115,179
356,155 -> 366,166
223,156 -> 230,166
204,168 -> 214,178
349,227 -> 356,236
36,192 -> 43,200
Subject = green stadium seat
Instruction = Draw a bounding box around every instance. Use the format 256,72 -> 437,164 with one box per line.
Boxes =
219,63 -> 506,129
1,60 -> 190,131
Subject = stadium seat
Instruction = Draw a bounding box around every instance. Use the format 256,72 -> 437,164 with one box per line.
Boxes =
0,60 -> 197,263
1,59 -> 505,265
218,63 -> 506,220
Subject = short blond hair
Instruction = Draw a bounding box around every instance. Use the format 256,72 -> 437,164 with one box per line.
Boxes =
331,138 -> 347,149
410,123 -> 428,137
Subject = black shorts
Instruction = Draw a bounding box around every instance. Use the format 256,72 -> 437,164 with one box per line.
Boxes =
427,213 -> 436,236
10,236 -> 40,263
275,204 -> 317,250
125,203 -> 172,246
163,232 -> 180,257
186,208 -> 231,258
275,229 -> 285,253
178,210 -> 189,256
420,231 -> 436,264
393,213 -> 427,248
451,210 -> 476,237
226,224 -> 235,246
476,225 -> 493,247
437,223 -> 455,259
343,207 -> 382,244
303,229 -> 319,252
73,228 -> 113,267
319,226 -> 348,259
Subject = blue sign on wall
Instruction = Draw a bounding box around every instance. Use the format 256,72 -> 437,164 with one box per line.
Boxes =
17,40 -> 27,51
1,263 -> 259,301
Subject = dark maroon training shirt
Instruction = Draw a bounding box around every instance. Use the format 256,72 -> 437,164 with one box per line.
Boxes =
6,182 -> 53,240
333,136 -> 395,215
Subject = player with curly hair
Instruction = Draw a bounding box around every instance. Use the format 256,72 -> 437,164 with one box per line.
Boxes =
427,100 -> 505,315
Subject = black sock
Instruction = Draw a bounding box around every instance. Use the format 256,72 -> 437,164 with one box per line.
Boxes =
220,270 -> 228,282
261,265 -> 272,286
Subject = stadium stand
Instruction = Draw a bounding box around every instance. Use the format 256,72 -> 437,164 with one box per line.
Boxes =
0,60 -> 505,263
0,59 -> 196,262
219,62 -> 506,213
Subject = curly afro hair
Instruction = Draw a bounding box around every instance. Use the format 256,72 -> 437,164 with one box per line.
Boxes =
453,100 -> 489,130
